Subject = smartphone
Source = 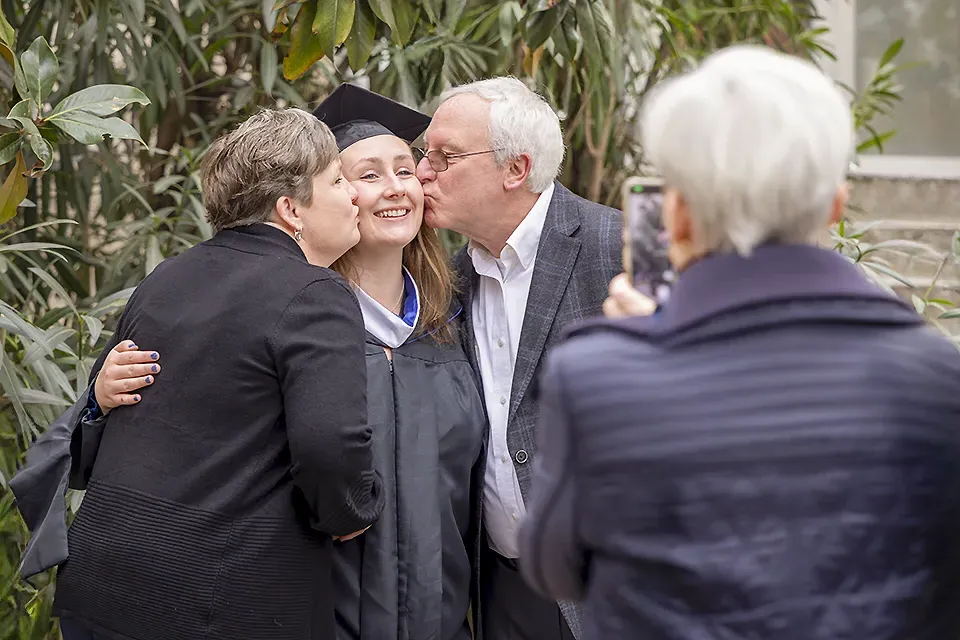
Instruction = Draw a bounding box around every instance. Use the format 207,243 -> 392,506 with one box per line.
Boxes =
621,177 -> 674,304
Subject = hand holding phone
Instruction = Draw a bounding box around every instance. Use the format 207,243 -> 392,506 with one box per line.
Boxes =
621,177 -> 675,304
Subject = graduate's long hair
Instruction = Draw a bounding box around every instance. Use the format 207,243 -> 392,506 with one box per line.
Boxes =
331,222 -> 458,344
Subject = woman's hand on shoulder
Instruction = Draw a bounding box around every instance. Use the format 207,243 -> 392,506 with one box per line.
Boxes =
93,341 -> 161,414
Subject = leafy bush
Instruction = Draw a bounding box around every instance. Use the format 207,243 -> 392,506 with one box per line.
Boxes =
0,2 -> 956,637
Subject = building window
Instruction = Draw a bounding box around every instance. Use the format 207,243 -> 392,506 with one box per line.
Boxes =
816,0 -> 960,177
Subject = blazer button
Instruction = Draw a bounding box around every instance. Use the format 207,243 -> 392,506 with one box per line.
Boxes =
515,449 -> 528,464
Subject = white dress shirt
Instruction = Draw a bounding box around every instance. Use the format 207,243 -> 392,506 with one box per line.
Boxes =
470,182 -> 555,558
353,267 -> 420,347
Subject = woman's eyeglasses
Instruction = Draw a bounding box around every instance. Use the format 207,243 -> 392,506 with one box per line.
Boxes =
411,148 -> 500,173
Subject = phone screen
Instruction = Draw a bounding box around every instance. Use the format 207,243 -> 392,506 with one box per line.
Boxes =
622,180 -> 674,303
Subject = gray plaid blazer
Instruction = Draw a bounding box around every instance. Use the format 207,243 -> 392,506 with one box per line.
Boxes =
454,181 -> 622,639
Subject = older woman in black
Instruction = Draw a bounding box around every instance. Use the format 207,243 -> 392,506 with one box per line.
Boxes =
12,108 -> 383,640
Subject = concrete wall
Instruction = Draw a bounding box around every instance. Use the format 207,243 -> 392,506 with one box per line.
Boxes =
844,176 -> 960,305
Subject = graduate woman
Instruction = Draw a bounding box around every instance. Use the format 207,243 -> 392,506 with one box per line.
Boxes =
55,85 -> 486,640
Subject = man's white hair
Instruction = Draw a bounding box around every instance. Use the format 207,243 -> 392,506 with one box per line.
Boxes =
641,45 -> 854,256
440,77 -> 565,193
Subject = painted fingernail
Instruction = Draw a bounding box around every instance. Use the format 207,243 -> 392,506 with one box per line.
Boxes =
134,395 -> 141,402
144,376 -> 153,384
129,342 -> 137,349
151,365 -> 159,373
150,352 -> 159,360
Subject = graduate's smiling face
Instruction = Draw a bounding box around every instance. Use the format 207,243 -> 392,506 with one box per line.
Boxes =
340,135 -> 424,252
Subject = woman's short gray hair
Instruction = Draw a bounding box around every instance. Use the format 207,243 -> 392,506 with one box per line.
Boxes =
201,108 -> 339,232
439,77 -> 565,193
641,45 -> 854,256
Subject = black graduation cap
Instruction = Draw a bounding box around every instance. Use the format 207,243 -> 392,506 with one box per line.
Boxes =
313,83 -> 431,152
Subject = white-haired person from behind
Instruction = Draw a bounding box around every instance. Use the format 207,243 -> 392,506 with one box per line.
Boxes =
519,45 -> 960,640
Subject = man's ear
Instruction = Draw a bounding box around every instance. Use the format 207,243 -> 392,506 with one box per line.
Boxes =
503,154 -> 533,192
828,182 -> 849,226
666,191 -> 693,245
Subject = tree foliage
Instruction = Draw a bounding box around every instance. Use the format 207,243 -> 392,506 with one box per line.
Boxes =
0,2 -> 955,637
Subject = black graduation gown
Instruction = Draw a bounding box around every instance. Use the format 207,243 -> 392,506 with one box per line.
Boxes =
332,317 -> 485,640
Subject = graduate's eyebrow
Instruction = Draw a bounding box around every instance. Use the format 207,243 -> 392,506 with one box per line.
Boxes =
353,154 -> 416,167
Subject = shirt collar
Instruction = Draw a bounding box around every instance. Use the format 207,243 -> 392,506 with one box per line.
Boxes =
468,182 -> 555,274
354,267 -> 421,348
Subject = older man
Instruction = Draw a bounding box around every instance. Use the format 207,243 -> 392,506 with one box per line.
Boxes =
416,78 -> 621,640
519,45 -> 960,639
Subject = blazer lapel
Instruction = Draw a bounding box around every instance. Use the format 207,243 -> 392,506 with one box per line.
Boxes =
509,185 -> 581,424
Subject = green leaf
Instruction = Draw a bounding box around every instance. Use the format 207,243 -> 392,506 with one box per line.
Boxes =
12,58 -> 29,107
283,1 -> 327,80
0,7 -> 14,49
0,132 -> 20,165
88,286 -> 136,316
8,100 -> 30,118
345,0 -> 377,70
17,388 -> 72,406
498,2 -> 522,48
20,36 -> 59,106
0,347 -> 33,435
160,0 -> 188,45
48,109 -> 146,146
856,129 -> 895,154
28,267 -> 78,316
260,42 -> 278,95
0,151 -> 27,224
911,294 -> 926,314
444,0 -> 468,28
575,0 -> 602,68
0,241 -> 77,254
146,235 -> 164,274
312,0 -> 356,60
524,4 -> 569,51
391,0 -> 419,47
129,0 -> 146,24
588,0 -> 614,64
938,309 -> 960,320
152,174 -> 185,194
49,84 -> 150,119
421,0 -> 443,24
369,0 -> 419,47
9,116 -> 52,172
263,0 -> 279,31
0,42 -> 13,69
878,38 -> 904,69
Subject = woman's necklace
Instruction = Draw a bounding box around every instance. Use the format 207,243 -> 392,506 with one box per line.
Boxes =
391,286 -> 405,316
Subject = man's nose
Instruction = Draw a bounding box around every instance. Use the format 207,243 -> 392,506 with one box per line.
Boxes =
416,156 -> 436,182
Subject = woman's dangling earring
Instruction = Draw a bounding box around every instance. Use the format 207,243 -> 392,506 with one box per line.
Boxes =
294,227 -> 303,242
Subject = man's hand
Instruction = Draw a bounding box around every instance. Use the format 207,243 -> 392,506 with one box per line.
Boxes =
602,273 -> 657,319
93,341 -> 161,414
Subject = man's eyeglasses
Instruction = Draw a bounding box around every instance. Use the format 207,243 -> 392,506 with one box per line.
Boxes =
412,148 -> 500,173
